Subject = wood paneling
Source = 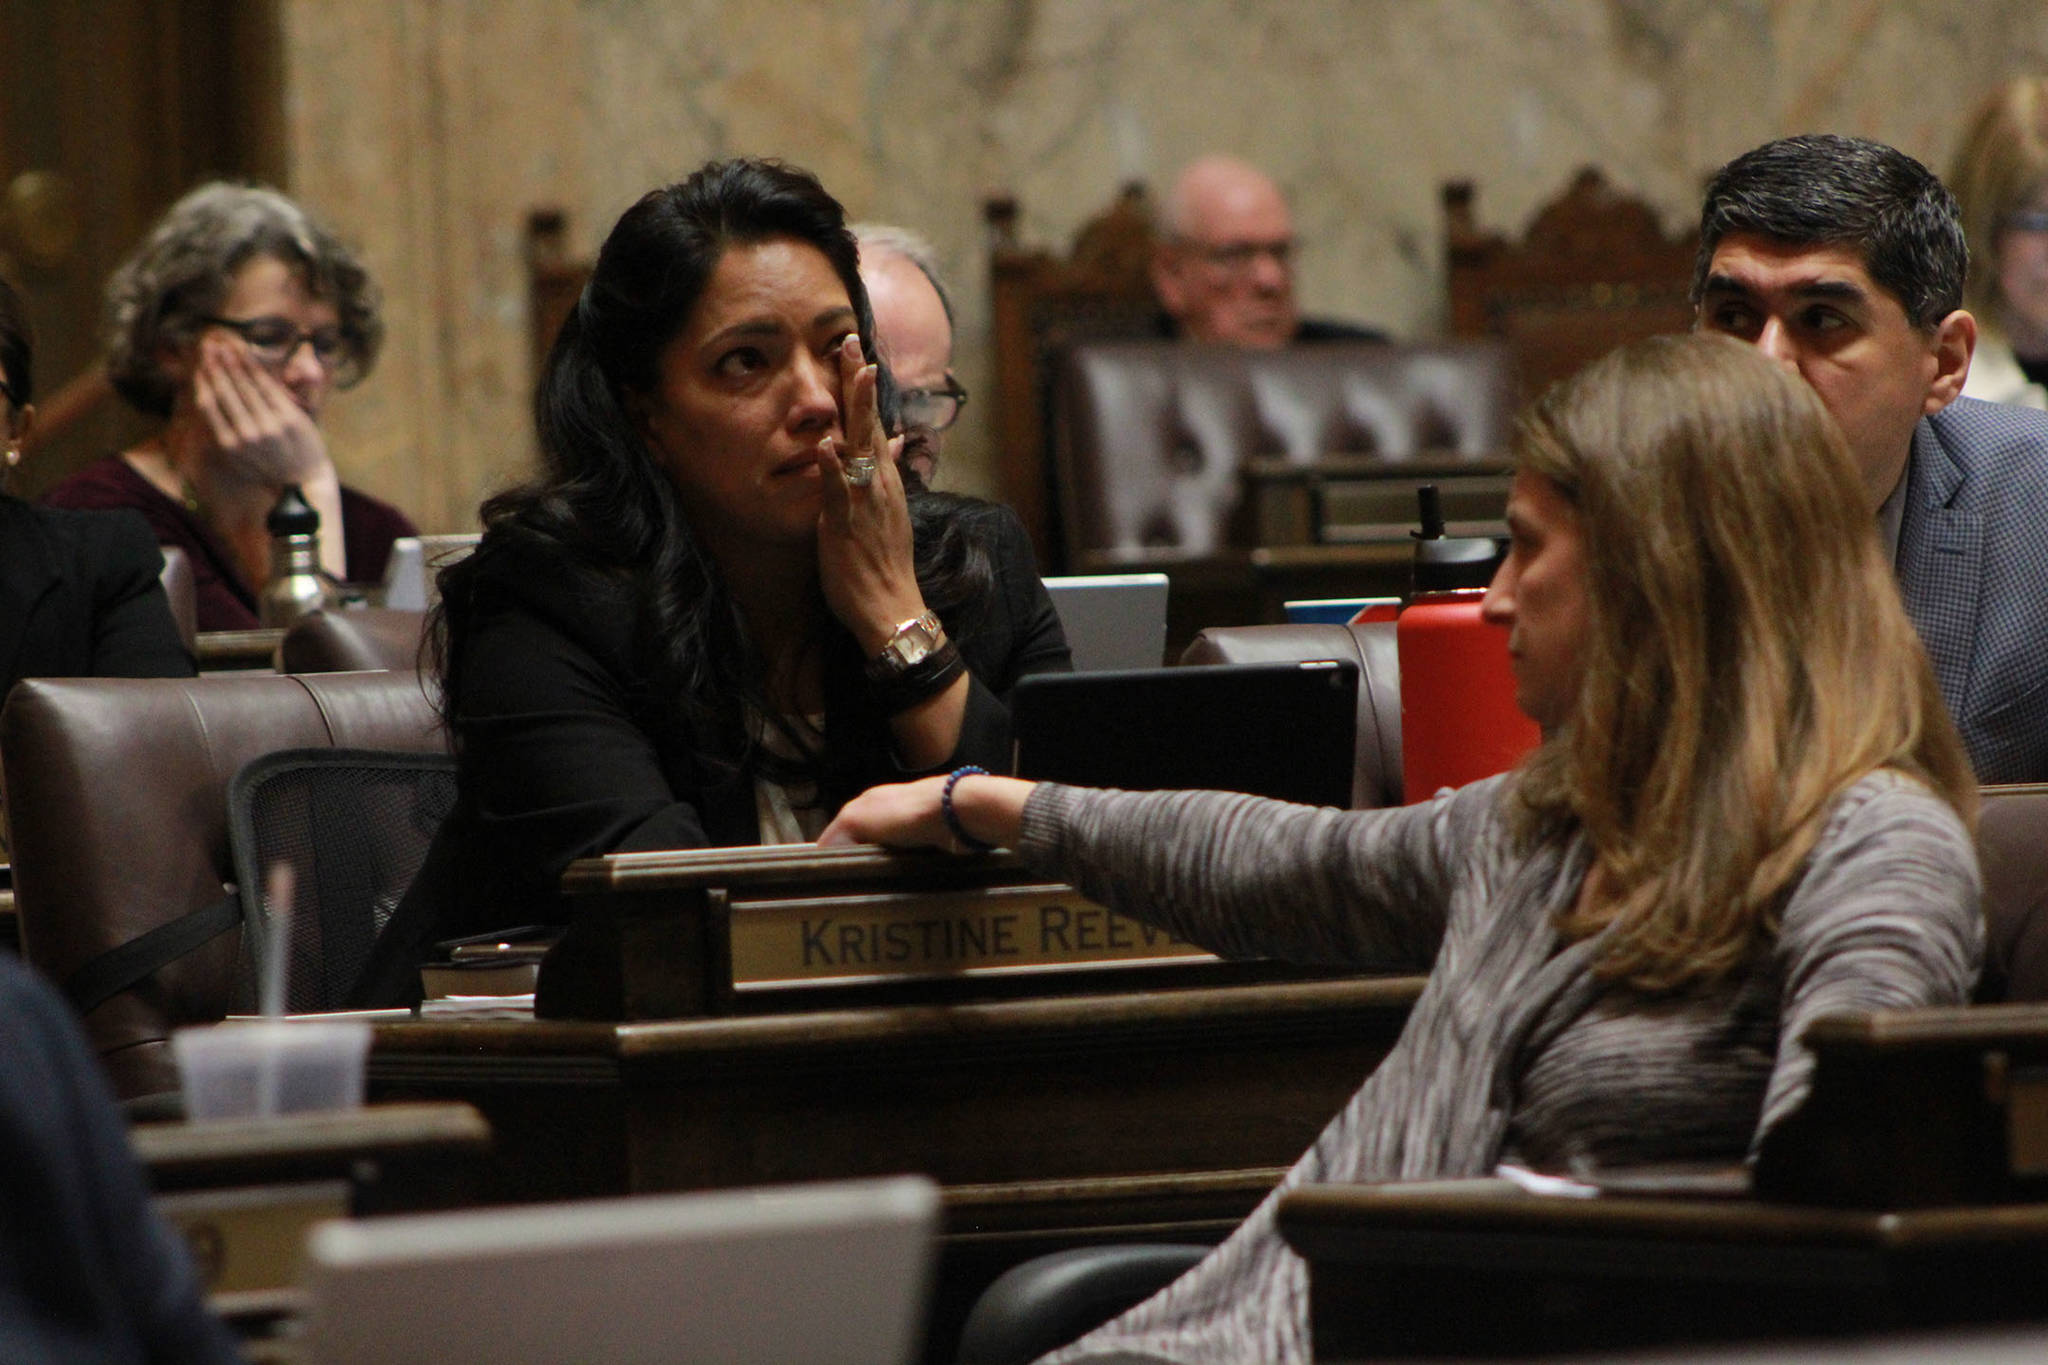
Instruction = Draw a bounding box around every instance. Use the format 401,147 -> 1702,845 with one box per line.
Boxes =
0,0 -> 283,489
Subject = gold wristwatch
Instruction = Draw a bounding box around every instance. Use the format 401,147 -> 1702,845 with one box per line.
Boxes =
866,610 -> 946,681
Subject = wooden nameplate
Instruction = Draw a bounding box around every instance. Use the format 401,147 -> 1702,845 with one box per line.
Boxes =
542,844 -> 1217,1021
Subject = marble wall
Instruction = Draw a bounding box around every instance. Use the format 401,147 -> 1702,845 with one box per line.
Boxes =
279,0 -> 2048,530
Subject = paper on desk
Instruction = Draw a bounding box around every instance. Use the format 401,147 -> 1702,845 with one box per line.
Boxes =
1493,1163 -> 1599,1198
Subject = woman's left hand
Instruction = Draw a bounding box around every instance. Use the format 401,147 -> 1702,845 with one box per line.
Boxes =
816,335 -> 923,655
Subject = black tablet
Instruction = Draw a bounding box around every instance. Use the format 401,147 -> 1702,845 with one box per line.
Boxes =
1011,659 -> 1358,808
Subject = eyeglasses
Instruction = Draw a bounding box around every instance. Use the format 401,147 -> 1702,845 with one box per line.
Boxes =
2004,209 -> 2048,235
202,314 -> 356,380
899,376 -> 969,431
1175,237 -> 1296,273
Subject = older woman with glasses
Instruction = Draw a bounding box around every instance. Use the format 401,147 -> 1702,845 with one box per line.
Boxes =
1951,77 -> 2048,411
45,182 -> 416,629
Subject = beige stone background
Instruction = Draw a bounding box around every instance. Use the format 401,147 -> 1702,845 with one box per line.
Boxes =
279,0 -> 2048,533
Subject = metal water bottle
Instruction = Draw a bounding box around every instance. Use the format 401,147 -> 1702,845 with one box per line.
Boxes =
260,485 -> 332,627
1397,486 -> 1539,802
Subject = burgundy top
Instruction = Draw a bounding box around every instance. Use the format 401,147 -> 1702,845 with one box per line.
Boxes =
42,455 -> 418,632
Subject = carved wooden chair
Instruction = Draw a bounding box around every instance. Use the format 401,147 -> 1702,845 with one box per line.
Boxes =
526,208 -> 589,378
1444,167 -> 1699,396
984,184 -> 1165,566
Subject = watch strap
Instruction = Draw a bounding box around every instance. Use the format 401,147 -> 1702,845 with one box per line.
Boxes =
864,610 -> 945,682
867,639 -> 965,715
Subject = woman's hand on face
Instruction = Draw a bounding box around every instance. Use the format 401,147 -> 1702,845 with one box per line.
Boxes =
816,335 -> 924,655
818,772 -> 1036,853
191,334 -> 332,489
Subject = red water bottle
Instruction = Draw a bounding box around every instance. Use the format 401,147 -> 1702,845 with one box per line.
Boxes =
1398,488 -> 1540,802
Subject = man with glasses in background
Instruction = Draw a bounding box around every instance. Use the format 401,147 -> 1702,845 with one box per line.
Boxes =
1150,155 -> 1384,348
855,224 -> 967,485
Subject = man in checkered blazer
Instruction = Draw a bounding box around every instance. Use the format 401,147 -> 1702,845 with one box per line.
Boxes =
1691,134 -> 2048,783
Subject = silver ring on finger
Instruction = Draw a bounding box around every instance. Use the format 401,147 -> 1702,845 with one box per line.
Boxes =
844,457 -> 878,488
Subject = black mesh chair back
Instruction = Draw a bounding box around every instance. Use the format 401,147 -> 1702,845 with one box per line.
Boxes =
228,748 -> 457,1013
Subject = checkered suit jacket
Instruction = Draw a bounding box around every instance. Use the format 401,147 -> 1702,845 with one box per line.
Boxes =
1896,397 -> 2048,783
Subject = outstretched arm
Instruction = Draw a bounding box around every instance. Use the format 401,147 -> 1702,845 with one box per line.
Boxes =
826,772 -> 1477,971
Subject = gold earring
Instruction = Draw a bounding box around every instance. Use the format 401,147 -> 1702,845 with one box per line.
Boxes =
2,444 -> 18,468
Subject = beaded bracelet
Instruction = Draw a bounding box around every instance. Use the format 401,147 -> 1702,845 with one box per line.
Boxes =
942,765 -> 996,853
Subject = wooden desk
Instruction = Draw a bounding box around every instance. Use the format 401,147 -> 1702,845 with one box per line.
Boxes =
469,844 -> 1419,1355
371,976 -> 1420,1204
134,1102 -> 491,1315
1279,1180 -> 2048,1360
374,978 -> 1418,1365
1755,1003 -> 2048,1208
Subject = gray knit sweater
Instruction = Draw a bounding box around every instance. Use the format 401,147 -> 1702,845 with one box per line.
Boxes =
1017,770 -> 1982,1365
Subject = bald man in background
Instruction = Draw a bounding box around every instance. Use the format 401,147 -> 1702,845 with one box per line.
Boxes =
855,224 -> 966,484
1151,154 -> 1384,347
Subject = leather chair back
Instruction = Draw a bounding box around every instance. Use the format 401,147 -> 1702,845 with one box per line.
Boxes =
158,546 -> 198,654
1054,341 -> 1514,563
281,608 -> 430,674
0,672 -> 446,1098
1980,783 -> 2048,1003
1181,622 -> 1401,810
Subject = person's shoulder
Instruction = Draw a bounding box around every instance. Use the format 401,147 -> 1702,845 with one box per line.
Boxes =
39,454 -> 155,511
1,498 -> 160,573
1821,769 -> 1975,860
338,483 -> 420,537
1922,400 -> 2048,534
1926,397 -> 2048,467
913,492 -> 1044,578
448,529 -> 636,659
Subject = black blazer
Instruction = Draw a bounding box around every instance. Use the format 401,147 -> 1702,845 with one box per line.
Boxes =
355,500 -> 1072,1003
0,497 -> 194,703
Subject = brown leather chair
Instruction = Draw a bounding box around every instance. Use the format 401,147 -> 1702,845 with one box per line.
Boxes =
281,608 -> 429,673
157,546 -> 198,654
1055,340 -> 1512,647
1979,783 -> 2048,1003
1181,622 -> 1401,810
984,182 -> 1163,562
0,672 -> 446,1099
1056,340 -> 1513,561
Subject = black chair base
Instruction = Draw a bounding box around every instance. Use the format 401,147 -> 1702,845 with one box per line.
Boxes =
956,1243 -> 1207,1365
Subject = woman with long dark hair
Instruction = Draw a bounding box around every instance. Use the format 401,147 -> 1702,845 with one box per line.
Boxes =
825,334 -> 1981,1363
365,159 -> 1067,990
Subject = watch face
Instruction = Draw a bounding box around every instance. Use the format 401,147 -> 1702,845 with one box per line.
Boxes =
887,623 -> 937,668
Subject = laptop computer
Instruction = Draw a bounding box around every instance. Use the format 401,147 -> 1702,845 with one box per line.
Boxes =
1042,573 -> 1170,672
298,1175 -> 938,1365
1012,660 -> 1358,808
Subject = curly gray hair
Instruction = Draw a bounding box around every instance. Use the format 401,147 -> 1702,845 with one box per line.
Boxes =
105,181 -> 383,417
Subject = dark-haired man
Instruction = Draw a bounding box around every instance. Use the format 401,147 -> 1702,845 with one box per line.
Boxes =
1694,134 -> 2048,784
